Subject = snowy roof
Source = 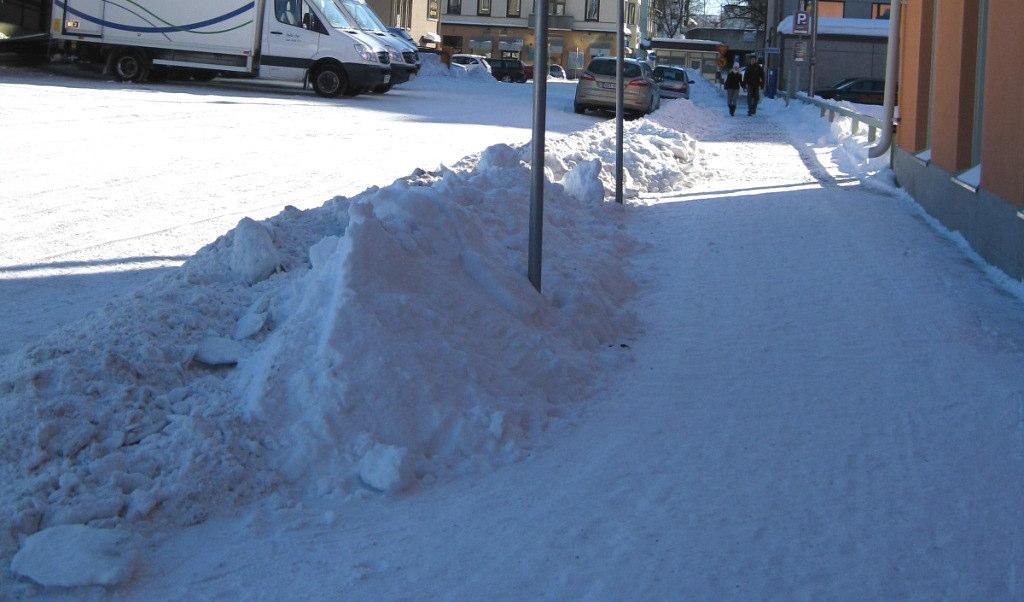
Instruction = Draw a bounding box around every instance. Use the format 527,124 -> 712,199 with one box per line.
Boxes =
651,37 -> 723,46
777,16 -> 889,37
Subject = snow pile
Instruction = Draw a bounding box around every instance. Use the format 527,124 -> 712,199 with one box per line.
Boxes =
0,112 -> 714,570
650,90 -> 731,138
543,114 -> 708,197
11,525 -> 137,588
773,98 -> 889,175
417,52 -> 450,78
449,62 -> 495,82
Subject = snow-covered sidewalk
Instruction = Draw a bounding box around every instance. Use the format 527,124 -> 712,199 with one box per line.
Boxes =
3,78 -> 1023,599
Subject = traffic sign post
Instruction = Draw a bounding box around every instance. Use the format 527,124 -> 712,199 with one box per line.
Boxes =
794,10 -> 810,35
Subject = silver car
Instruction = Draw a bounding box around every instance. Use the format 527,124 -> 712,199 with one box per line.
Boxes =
654,65 -> 694,100
573,57 -> 661,116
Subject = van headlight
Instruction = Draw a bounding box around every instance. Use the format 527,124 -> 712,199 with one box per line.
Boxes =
387,48 -> 402,64
353,43 -> 376,63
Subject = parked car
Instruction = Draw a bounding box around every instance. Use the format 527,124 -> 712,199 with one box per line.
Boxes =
489,58 -> 527,82
573,57 -> 661,116
450,54 -> 492,75
548,64 -> 567,79
336,0 -> 420,92
524,64 -> 568,80
653,65 -> 694,99
815,78 -> 886,105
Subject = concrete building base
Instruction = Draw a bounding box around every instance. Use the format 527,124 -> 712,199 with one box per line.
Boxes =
894,147 -> 1024,281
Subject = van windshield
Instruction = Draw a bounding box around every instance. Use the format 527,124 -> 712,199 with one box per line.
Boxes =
337,0 -> 387,31
313,0 -> 355,28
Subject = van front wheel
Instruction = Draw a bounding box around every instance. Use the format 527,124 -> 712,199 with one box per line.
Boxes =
313,64 -> 346,98
371,83 -> 392,94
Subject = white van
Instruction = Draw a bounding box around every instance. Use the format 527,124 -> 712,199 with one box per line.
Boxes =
333,0 -> 419,92
46,0 -> 392,97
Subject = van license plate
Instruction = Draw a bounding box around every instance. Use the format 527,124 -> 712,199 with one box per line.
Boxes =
600,82 -> 615,89
383,74 -> 391,83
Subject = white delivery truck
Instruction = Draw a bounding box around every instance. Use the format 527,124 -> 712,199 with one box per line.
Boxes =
42,0 -> 392,96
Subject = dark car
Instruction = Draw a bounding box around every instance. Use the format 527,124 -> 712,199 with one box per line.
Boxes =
816,78 -> 886,105
489,58 -> 527,83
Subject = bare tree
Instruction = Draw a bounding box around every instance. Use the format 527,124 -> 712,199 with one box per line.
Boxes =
721,0 -> 768,37
651,0 -> 694,39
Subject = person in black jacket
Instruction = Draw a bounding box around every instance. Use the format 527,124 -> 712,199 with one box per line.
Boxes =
742,57 -> 766,115
724,65 -> 743,116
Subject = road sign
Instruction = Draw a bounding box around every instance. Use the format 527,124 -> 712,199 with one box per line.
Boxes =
765,47 -> 780,55
794,10 -> 811,35
793,40 -> 808,62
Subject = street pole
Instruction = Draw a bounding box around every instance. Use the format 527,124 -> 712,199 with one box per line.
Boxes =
808,0 -> 818,95
614,0 -> 624,204
527,0 -> 549,291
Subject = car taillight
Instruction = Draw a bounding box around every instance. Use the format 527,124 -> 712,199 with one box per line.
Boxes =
579,72 -> 595,81
627,79 -> 648,87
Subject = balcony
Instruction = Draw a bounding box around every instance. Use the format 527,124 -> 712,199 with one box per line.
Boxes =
527,13 -> 574,29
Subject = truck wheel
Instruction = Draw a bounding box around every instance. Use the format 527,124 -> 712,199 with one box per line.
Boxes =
371,83 -> 392,94
574,102 -> 586,114
110,48 -> 150,83
191,70 -> 217,82
312,64 -> 346,98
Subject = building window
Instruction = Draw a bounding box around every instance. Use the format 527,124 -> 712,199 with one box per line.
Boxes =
446,0 -> 460,14
534,0 -> 564,15
507,0 -> 520,16
427,0 -> 439,19
584,0 -> 599,21
871,2 -> 890,19
626,1 -> 636,25
817,1 -> 844,18
442,34 -> 463,51
478,0 -> 490,15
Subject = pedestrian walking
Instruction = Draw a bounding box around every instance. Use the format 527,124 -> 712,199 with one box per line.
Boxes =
724,65 -> 743,116
743,56 -> 766,116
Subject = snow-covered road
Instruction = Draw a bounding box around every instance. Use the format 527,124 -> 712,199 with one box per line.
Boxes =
0,68 -> 589,360
90,87 -> 1023,600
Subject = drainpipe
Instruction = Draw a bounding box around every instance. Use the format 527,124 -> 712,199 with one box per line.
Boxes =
868,0 -> 902,158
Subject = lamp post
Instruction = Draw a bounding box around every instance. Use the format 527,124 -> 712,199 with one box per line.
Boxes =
615,0 -> 625,204
527,0 -> 549,291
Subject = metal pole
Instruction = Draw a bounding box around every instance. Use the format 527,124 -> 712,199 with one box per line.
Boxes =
527,0 -> 549,291
808,0 -> 818,95
614,0 -> 624,204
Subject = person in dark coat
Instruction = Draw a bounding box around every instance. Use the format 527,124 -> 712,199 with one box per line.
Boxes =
742,56 -> 766,115
724,65 -> 743,116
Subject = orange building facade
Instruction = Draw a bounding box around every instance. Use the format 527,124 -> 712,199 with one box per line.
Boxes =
893,0 -> 1024,278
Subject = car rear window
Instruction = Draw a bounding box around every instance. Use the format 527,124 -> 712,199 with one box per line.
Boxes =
657,69 -> 688,82
587,60 -> 641,78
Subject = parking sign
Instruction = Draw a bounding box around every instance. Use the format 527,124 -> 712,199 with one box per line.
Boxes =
794,10 -> 811,35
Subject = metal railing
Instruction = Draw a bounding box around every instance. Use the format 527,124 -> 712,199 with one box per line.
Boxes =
782,91 -> 887,143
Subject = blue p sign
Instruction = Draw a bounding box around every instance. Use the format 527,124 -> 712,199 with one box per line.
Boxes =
794,10 -> 810,34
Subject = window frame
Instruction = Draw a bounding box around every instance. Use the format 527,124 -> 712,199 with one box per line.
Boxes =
507,0 -> 520,17
427,0 -> 439,20
871,2 -> 890,19
583,0 -> 599,22
446,0 -> 461,15
477,0 -> 491,16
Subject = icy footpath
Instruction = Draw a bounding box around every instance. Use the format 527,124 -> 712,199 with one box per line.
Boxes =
0,106 -> 706,591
